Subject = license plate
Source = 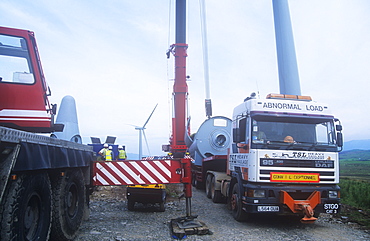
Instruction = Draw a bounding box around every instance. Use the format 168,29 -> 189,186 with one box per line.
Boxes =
257,206 -> 279,212
323,203 -> 340,214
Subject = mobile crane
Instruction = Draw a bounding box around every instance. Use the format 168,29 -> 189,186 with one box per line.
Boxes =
0,6 -> 205,238
0,24 -> 201,241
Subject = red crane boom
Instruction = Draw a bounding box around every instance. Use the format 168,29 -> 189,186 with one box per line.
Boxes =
165,0 -> 189,157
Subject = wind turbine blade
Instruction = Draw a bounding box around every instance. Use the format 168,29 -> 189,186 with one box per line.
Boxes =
142,103 -> 158,128
142,130 -> 151,156
126,123 -> 140,128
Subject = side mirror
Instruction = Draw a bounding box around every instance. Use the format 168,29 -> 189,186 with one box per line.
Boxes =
51,104 -> 57,115
336,124 -> 342,132
337,132 -> 343,147
233,128 -> 245,143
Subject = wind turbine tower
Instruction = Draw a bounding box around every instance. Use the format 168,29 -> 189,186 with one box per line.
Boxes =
135,104 -> 158,159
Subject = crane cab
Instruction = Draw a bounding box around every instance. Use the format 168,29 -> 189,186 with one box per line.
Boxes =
0,26 -> 58,133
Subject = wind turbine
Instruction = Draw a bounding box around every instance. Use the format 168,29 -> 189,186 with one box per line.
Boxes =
134,104 -> 158,160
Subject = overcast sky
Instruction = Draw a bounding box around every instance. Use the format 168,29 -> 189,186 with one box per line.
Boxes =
1,0 -> 369,156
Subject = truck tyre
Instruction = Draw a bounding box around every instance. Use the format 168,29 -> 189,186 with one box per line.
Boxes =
191,173 -> 197,187
205,174 -> 212,199
211,176 -> 223,203
192,174 -> 203,189
0,173 -> 52,240
231,184 -> 248,222
51,169 -> 85,241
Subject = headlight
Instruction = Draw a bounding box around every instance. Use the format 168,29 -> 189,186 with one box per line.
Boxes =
247,189 -> 265,198
329,190 -> 338,198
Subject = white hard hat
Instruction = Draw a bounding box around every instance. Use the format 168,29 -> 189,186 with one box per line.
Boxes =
118,145 -> 123,149
104,143 -> 108,148
108,146 -> 112,150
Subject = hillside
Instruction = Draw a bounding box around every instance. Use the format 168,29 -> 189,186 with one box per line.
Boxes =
343,139 -> 370,151
339,149 -> 370,181
340,149 -> 370,161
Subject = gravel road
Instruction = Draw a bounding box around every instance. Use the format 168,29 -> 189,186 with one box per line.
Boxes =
75,185 -> 370,241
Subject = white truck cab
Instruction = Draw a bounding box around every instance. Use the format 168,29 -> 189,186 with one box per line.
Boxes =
228,93 -> 342,222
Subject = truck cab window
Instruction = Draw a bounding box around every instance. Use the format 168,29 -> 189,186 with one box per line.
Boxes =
252,120 -> 267,143
251,117 -> 337,151
0,35 -> 34,84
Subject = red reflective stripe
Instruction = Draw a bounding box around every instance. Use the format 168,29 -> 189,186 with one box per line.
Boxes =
124,161 -> 154,184
138,161 -> 164,184
103,162 -> 130,184
94,164 -> 115,185
92,160 -> 183,186
114,162 -> 141,184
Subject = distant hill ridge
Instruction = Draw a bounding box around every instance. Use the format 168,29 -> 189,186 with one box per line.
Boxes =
340,149 -> 370,160
343,139 -> 370,151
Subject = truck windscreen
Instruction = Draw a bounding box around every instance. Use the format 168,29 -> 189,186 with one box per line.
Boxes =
0,34 -> 34,84
250,116 -> 337,152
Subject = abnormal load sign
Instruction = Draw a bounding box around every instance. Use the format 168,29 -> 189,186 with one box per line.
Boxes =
270,172 -> 320,183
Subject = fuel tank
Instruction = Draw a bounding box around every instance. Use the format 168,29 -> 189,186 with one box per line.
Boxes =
185,116 -> 231,166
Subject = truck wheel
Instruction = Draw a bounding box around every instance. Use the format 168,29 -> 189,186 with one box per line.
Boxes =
205,174 -> 212,198
127,199 -> 135,211
0,173 -> 52,240
191,173 -> 197,187
211,176 -> 223,203
51,169 -> 85,241
193,176 -> 203,189
231,184 -> 248,222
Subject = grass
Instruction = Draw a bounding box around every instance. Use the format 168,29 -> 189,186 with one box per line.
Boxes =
339,159 -> 370,181
339,153 -> 370,229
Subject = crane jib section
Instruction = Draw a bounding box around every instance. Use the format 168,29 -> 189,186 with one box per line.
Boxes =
92,159 -> 187,186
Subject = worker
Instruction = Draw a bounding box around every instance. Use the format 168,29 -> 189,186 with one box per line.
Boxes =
284,135 -> 294,143
105,146 -> 114,161
98,143 -> 109,161
116,145 -> 127,160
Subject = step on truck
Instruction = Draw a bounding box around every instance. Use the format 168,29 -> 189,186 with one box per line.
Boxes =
187,93 -> 343,223
0,26 -> 95,240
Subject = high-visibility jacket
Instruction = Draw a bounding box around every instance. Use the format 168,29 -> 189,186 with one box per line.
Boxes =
105,150 -> 113,161
117,150 -> 127,160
